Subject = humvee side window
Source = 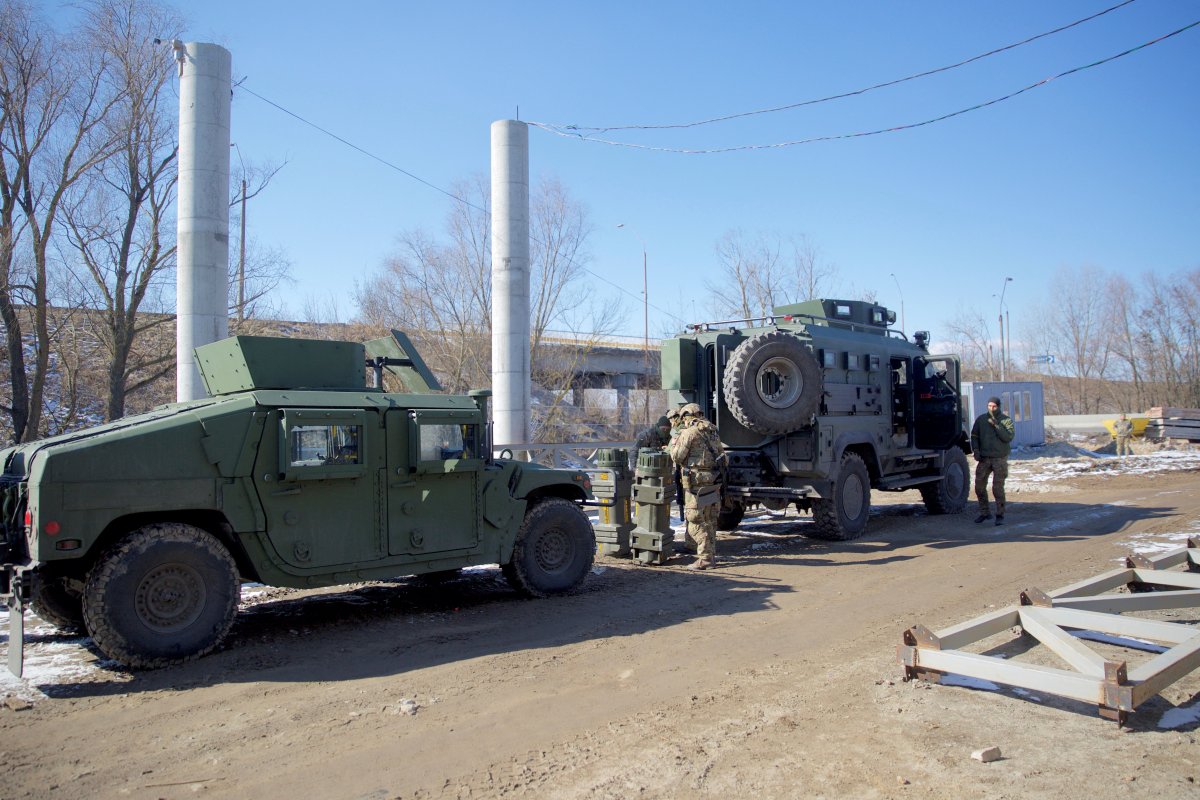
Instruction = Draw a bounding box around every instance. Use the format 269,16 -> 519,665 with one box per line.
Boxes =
279,410 -> 369,480
419,423 -> 467,461
289,424 -> 362,466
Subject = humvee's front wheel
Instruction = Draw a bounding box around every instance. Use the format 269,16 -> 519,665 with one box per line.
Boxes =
503,498 -> 594,598
808,452 -> 871,541
82,523 -> 240,669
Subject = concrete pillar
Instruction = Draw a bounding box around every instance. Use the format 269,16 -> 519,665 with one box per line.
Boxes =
490,120 -> 530,447
613,373 -> 638,429
176,42 -> 231,401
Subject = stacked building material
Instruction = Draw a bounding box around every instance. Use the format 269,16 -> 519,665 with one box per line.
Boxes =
1143,407 -> 1200,441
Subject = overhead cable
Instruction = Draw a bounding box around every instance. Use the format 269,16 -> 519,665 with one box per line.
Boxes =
529,19 -> 1200,155
543,0 -> 1139,133
234,84 -> 688,326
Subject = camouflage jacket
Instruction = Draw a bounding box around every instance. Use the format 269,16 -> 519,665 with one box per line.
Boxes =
1114,419 -> 1133,438
633,425 -> 670,453
668,419 -> 723,482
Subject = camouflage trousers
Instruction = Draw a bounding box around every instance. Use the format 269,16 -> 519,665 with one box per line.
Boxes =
974,457 -> 1009,515
1116,436 -> 1133,456
684,499 -> 718,562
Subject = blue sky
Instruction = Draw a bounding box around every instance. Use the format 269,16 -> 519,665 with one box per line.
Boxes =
57,1 -> 1200,349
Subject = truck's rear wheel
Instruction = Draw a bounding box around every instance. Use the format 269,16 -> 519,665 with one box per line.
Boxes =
82,523 -> 240,669
808,452 -> 871,540
31,574 -> 84,632
503,499 -> 594,598
723,330 -> 822,435
920,447 -> 970,514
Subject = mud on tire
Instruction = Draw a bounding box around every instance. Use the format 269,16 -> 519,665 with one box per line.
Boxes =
503,498 -> 594,598
723,330 -> 822,435
920,447 -> 970,515
82,523 -> 240,669
807,452 -> 871,541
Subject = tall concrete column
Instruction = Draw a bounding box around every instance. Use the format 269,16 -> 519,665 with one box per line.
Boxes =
175,42 -> 231,401
490,120 -> 530,447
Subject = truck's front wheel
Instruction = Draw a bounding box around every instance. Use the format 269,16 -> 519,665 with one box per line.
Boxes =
82,523 -> 240,669
920,447 -> 970,514
503,499 -> 594,598
808,452 -> 871,540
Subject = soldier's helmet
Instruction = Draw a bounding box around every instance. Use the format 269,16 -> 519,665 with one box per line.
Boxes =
666,407 -> 681,421
680,403 -> 702,417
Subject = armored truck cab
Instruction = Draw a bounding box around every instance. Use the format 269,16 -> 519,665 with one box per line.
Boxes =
0,333 -> 594,672
664,299 -> 970,539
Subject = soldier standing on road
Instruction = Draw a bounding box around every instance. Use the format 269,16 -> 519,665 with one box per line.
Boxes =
668,403 -> 724,570
630,415 -> 673,470
971,396 -> 1015,526
1114,413 -> 1134,458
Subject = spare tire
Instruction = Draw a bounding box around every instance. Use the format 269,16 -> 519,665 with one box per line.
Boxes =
723,330 -> 822,434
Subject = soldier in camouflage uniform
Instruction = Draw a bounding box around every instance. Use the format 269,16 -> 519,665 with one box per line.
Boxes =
630,415 -> 672,469
1114,413 -> 1134,458
668,403 -> 724,570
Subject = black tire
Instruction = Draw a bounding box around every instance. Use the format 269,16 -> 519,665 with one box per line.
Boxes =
30,574 -> 85,632
808,452 -> 871,541
82,523 -> 240,669
502,498 -> 594,598
920,447 -> 970,515
723,330 -> 822,435
716,501 -> 745,532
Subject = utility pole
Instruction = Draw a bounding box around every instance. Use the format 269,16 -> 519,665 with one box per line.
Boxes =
998,276 -> 1013,381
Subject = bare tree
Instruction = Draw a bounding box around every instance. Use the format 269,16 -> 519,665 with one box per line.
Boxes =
786,234 -> 838,302
356,173 -> 623,440
60,0 -> 183,422
357,176 -> 492,394
1,0 -> 126,442
705,228 -> 781,320
1034,266 -> 1112,413
945,308 -> 998,379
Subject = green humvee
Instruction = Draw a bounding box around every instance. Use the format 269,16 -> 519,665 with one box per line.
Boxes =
664,299 -> 970,540
0,333 -> 594,673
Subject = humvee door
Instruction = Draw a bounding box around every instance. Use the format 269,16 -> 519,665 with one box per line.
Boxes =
384,409 -> 484,557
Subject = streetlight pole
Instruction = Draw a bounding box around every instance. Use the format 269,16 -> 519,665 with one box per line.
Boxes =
617,223 -> 650,425
889,272 -> 905,333
998,276 -> 1013,381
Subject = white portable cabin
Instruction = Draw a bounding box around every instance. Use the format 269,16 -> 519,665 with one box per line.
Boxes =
961,381 -> 1045,447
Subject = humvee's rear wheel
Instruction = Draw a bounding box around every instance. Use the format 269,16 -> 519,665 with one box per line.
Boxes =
920,447 -> 970,515
503,498 -> 594,598
31,574 -> 85,632
807,452 -> 871,541
723,330 -> 822,435
82,523 -> 240,669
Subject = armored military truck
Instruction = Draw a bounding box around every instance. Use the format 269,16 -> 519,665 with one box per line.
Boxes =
0,333 -> 594,673
663,299 -> 970,540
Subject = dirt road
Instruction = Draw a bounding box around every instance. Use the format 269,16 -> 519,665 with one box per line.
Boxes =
2,450 -> 1199,799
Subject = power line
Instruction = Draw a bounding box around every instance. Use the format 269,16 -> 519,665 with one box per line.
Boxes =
529,19 -> 1199,155
234,84 -> 688,326
549,0 -> 1140,134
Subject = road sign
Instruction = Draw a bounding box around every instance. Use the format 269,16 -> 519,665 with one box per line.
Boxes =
1029,354 -> 1055,364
